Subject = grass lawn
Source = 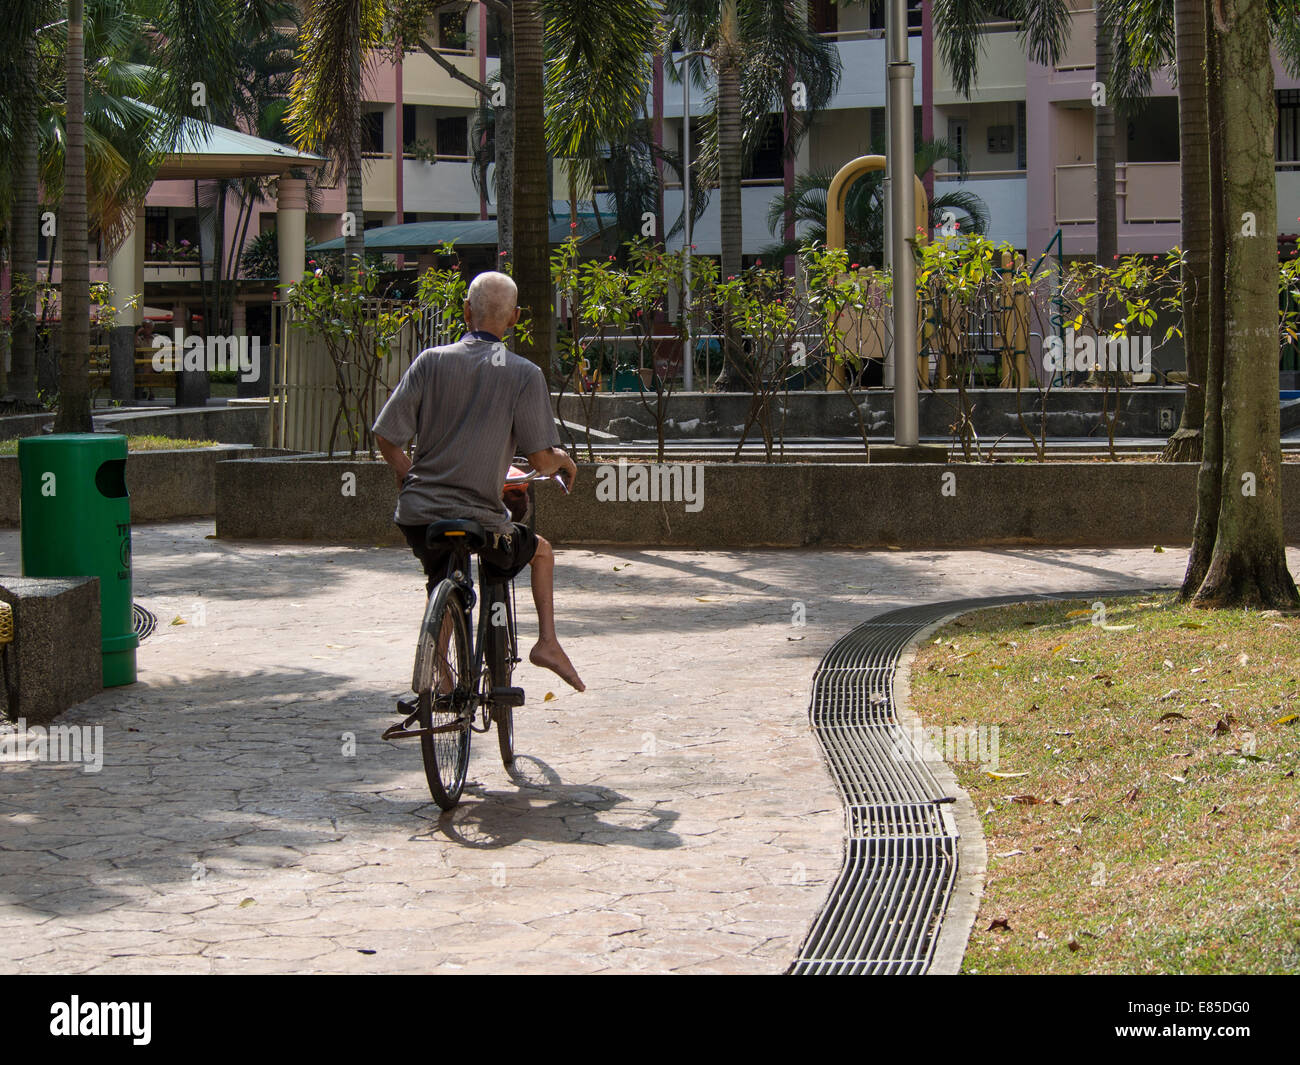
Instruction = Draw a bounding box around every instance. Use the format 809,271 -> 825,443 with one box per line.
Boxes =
910,594 -> 1300,974
0,434 -> 220,455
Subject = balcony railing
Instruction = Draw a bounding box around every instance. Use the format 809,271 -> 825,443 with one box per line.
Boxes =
1055,161 -> 1181,224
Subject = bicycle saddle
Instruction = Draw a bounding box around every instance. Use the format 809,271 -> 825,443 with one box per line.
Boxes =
426,519 -> 488,550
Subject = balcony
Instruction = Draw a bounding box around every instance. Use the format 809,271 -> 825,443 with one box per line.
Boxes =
1054,162 -> 1181,225
402,48 -> 481,108
1056,7 -> 1096,72
362,152 -> 397,214
661,180 -> 787,257
932,25 -> 1027,104
933,170 -> 1027,248
402,155 -> 482,215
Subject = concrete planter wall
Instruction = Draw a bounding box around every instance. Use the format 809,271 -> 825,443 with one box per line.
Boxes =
1,445 -> 289,527
0,402 -> 269,445
214,455 -> 1300,548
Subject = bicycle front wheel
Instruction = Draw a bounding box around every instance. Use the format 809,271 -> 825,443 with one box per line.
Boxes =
413,580 -> 473,810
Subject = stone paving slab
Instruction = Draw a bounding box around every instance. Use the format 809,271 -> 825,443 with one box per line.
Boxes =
0,522 -> 1262,974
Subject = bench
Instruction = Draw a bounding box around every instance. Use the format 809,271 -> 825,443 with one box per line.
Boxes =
0,577 -> 102,725
89,345 -> 182,394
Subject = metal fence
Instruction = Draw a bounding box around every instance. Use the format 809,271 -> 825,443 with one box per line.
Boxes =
268,299 -> 456,452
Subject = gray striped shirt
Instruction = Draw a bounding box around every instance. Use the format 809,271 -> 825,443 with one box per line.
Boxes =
373,334 -> 559,531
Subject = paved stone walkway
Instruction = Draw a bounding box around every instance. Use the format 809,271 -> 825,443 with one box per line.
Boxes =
0,523 -> 1239,973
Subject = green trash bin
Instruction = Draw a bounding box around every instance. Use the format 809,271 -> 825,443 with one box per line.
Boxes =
18,433 -> 138,687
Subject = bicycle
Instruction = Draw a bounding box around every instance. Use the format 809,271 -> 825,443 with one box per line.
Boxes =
382,465 -> 569,810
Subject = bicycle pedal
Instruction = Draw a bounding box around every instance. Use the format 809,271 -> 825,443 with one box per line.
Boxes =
490,686 -> 525,708
396,697 -> 418,716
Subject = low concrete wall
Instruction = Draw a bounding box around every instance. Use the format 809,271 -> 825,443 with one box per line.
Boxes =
214,455 -> 1300,548
217,455 -> 403,543
1,445 -> 290,527
93,403 -> 270,446
1,402 -> 269,445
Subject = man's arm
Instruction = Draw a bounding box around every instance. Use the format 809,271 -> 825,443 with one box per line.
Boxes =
525,446 -> 577,488
376,433 -> 412,486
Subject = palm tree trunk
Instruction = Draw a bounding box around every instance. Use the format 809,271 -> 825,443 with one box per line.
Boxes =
55,0 -> 91,432
716,0 -> 743,389
511,0 -> 551,374
1094,17 -> 1118,304
7,44 -> 40,406
496,13 -> 515,263
344,23 -> 366,267
1162,0 -> 1211,462
1191,0 -> 1298,607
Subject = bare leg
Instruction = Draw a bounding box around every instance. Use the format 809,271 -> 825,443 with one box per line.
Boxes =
525,535 -> 585,691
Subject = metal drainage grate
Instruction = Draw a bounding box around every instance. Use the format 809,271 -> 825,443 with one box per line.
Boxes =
133,603 -> 157,643
791,589 -> 1166,976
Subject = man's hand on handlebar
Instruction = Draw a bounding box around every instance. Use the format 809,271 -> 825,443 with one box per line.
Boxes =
525,446 -> 577,491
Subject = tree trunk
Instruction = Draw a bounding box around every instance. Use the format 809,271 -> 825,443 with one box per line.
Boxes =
1181,8 -> 1225,599
1192,0 -> 1298,608
716,0 -> 744,389
496,12 -> 515,263
7,43 -> 40,406
1094,17 -> 1118,309
1162,0 -> 1211,462
55,0 -> 91,433
344,17 -> 366,267
511,0 -> 550,374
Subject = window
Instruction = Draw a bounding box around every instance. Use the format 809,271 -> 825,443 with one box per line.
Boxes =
436,116 -> 469,159
362,112 -> 384,154
948,118 -> 968,165
868,0 -> 922,31
809,0 -> 837,34
402,106 -> 417,151
485,8 -> 502,58
1017,101 -> 1027,170
144,207 -> 169,251
438,11 -> 466,50
749,116 -> 784,180
1280,90 -> 1300,162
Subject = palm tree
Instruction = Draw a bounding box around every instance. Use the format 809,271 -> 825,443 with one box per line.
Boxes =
55,0 -> 91,432
0,0 -> 56,407
761,139 -> 991,265
287,0 -> 383,268
661,0 -> 841,387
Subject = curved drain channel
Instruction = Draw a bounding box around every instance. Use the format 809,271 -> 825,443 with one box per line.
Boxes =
791,589 -> 1163,975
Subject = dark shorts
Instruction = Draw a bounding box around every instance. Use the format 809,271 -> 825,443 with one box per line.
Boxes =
398,521 -> 539,595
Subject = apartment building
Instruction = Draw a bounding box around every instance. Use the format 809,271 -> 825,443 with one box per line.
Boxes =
98,2 -> 1300,328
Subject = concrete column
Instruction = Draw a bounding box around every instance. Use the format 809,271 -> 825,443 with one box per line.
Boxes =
106,214 -> 142,403
173,301 -> 210,408
277,176 -> 308,297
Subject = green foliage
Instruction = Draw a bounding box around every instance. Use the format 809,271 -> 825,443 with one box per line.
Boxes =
286,260 -> 414,457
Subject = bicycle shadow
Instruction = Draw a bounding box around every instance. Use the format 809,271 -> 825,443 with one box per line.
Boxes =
419,755 -> 682,851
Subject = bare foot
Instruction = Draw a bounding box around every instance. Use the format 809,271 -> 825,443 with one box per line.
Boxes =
529,639 -> 586,692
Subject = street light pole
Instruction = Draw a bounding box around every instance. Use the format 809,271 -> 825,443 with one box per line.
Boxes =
888,0 -> 919,447
678,49 -> 710,393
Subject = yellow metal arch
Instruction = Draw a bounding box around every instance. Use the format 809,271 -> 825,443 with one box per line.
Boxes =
825,155 -> 929,252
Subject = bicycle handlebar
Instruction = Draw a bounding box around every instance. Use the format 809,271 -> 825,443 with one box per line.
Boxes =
505,466 -> 571,494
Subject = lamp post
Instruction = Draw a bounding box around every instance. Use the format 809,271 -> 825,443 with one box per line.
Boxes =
887,0 -> 919,446
677,49 -> 711,393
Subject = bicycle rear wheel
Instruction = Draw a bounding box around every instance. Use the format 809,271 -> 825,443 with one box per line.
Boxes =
414,580 -> 473,810
490,603 -> 515,767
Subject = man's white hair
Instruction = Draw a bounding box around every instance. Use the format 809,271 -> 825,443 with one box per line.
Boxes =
467,271 -> 518,324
